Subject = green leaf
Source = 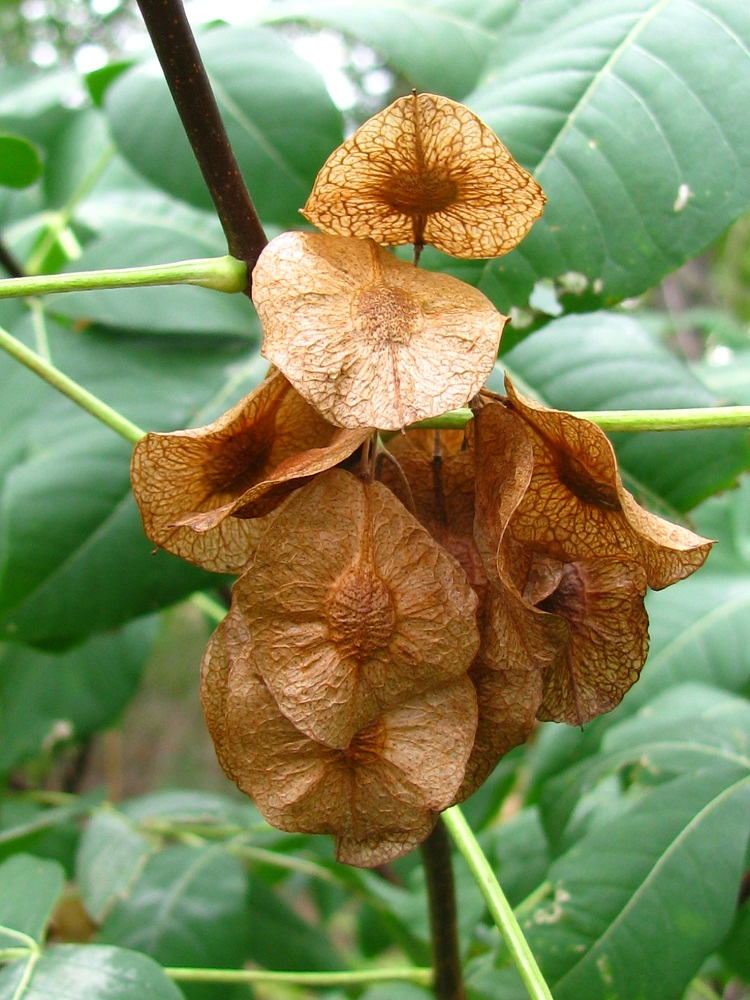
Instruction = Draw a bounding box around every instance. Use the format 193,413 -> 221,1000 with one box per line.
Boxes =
51,191 -> 259,336
501,310 -> 750,510
76,811 -> 156,924
0,944 -> 185,1000
0,617 -> 155,773
0,854 -> 64,948
105,24 -> 343,228
468,0 -> 750,310
245,878 -> 345,973
0,135 -> 42,190
0,318 -> 262,646
259,0 -> 518,99
0,794 -> 102,864
540,684 -> 750,843
485,768 -> 750,1000
98,845 -> 248,987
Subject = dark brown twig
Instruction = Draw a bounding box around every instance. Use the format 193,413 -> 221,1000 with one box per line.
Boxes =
0,238 -> 24,278
420,817 -> 466,1000
135,0 -> 267,289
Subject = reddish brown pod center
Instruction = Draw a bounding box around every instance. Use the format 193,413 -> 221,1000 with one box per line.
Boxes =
327,565 -> 396,657
385,171 -> 458,216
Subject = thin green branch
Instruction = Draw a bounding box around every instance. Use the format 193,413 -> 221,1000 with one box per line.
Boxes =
442,806 -> 553,1000
0,326 -> 144,444
165,966 -> 433,987
190,592 -> 228,625
417,405 -> 750,432
0,256 -> 247,300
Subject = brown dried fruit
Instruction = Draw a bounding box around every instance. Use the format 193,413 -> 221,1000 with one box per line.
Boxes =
377,427 -> 486,592
535,557 -> 649,724
303,91 -> 545,259
231,467 -> 480,749
130,369 -> 365,573
503,378 -> 713,588
253,232 -> 507,430
218,657 -> 477,867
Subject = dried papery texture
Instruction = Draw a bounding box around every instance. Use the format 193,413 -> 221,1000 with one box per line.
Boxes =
253,231 -> 507,430
222,663 -> 477,867
473,395 -> 652,727
302,91 -> 545,259
472,400 -> 535,579
535,558 -> 649,725
233,468 -> 480,749
503,378 -> 713,588
454,581 -> 559,802
200,605 -> 248,781
377,427 -> 486,593
131,369 -> 363,573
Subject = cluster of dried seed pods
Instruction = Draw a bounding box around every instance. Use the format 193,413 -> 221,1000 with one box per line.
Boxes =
131,93 -> 712,866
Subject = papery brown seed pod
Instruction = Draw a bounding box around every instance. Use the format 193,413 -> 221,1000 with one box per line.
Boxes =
130,369 -> 367,573
302,91 -> 545,259
503,377 -> 713,588
253,232 -> 507,430
219,658 -> 477,867
231,467 -> 480,749
377,426 -> 486,593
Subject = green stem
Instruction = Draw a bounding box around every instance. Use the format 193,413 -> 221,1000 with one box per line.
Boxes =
418,404 -> 750,432
0,326 -> 144,444
0,255 -> 247,300
165,966 -> 433,987
442,806 -> 553,1000
190,592 -> 228,625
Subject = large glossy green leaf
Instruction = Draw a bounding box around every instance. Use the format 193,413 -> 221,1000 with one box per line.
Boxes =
540,684 -> 750,844
51,191 -> 259,336
0,318 -> 262,646
501,310 -> 750,510
467,0 -> 750,312
0,617 -> 155,774
105,24 -> 343,228
259,0 -> 518,99
98,844 -> 248,996
0,945 -> 185,1000
471,767 -> 750,1000
0,854 -> 64,948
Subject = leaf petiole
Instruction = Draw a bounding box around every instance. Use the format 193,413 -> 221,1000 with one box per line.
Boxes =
0,255 -> 247,299
442,805 -> 554,1000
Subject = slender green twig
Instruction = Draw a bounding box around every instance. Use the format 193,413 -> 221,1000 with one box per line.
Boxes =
0,326 -> 144,444
190,592 -> 228,624
0,256 -> 247,299
417,405 -> 750,432
135,0 -> 267,279
165,966 -> 433,987
442,806 -> 553,1000
420,817 -> 465,999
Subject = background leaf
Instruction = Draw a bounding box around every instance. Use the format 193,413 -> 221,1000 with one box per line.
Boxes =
51,191 -> 259,337
98,844 -> 248,1000
0,617 -> 156,774
0,854 -> 64,947
259,0 -> 518,99
0,317 -> 264,646
76,810 -> 156,924
105,24 -> 343,228
0,944 -> 185,1000
0,135 -> 42,189
466,0 -> 750,311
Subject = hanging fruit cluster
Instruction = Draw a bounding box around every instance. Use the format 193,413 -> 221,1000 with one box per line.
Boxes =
131,93 -> 711,867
